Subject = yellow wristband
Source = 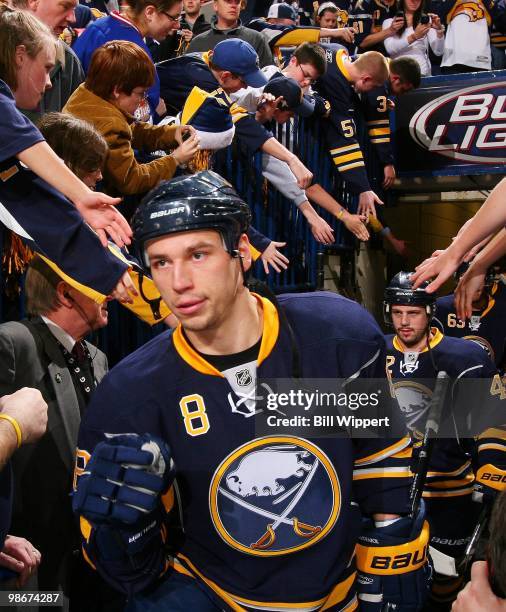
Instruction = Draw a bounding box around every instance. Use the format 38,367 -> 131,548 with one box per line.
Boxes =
337,209 -> 345,220
0,414 -> 22,448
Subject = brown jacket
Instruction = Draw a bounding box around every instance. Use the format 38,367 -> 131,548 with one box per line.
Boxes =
63,84 -> 179,195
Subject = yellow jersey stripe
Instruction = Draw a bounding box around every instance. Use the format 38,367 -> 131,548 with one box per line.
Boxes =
355,436 -> 411,466
368,128 -> 390,136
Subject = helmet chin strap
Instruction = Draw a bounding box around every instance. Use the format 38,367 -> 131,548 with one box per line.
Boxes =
423,310 -> 439,374
137,271 -> 163,321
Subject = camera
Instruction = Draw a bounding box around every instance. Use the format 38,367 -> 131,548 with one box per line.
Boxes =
420,13 -> 431,24
395,10 -> 405,18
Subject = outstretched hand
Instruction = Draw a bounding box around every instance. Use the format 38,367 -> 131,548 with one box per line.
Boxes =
261,241 -> 289,274
74,194 -> 132,248
411,247 -> 461,292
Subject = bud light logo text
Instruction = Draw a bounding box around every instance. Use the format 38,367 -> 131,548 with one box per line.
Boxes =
409,82 -> 506,164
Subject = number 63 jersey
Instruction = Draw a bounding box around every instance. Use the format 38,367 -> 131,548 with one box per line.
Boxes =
434,281 -> 506,371
75,292 -> 413,610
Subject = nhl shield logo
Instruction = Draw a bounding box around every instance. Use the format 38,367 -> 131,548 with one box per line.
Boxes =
209,437 -> 340,556
235,368 -> 252,387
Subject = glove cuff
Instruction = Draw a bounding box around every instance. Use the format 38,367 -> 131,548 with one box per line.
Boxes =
356,520 -> 430,575
475,464 -> 506,493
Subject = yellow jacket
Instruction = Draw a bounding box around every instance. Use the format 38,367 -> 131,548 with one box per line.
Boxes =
64,84 -> 179,196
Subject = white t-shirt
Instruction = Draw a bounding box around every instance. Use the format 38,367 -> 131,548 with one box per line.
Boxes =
441,13 -> 491,69
382,19 -> 445,76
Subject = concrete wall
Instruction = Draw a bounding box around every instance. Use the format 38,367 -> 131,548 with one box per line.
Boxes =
383,193 -> 483,294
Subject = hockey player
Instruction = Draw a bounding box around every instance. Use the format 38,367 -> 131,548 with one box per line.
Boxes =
313,45 -> 389,217
434,264 -> 506,371
384,271 -> 506,607
72,171 -> 431,611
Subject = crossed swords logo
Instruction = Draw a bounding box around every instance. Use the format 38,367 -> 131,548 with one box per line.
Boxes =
219,458 -> 323,550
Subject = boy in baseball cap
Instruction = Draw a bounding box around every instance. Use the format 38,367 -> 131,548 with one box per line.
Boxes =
262,75 -> 314,120
211,39 -> 268,88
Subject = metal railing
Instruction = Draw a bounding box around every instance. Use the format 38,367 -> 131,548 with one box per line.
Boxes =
1,114 -> 367,364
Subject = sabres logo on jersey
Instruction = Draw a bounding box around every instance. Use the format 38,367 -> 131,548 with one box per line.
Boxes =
209,436 -> 340,557
393,380 -> 432,436
400,351 -> 420,376
336,8 -> 349,25
468,315 -> 482,332
463,335 -> 495,362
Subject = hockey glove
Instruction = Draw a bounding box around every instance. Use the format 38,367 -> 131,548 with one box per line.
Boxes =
356,502 -> 432,611
73,434 -> 174,525
473,464 -> 506,505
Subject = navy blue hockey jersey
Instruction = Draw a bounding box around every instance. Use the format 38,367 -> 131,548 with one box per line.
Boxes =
352,0 -> 397,51
386,329 -> 506,560
434,282 -> 506,370
359,81 -> 394,165
314,45 -> 371,193
76,292 -> 412,609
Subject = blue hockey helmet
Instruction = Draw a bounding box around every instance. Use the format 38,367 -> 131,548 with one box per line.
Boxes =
132,171 -> 251,269
383,271 -> 436,326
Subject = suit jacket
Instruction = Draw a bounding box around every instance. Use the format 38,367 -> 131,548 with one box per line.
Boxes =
0,316 -> 107,589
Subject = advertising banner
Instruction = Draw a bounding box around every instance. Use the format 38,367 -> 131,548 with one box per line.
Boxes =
394,70 -> 506,176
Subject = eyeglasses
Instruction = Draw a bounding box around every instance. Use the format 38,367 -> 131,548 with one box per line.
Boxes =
160,10 -> 182,21
131,89 -> 149,100
298,64 -> 317,85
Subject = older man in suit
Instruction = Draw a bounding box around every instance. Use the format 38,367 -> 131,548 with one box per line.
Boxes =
0,256 -> 121,611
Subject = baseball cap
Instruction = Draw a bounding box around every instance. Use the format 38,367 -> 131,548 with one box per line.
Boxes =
264,75 -> 314,117
267,3 -> 297,21
318,1 -> 338,15
212,39 -> 267,88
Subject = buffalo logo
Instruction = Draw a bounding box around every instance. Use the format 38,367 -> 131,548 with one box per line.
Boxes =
409,82 -> 506,164
209,437 -> 340,556
336,8 -> 349,25
235,368 -> 252,387
463,335 -> 495,362
393,380 -> 432,435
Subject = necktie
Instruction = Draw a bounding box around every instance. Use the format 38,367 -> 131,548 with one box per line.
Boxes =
71,341 -> 86,364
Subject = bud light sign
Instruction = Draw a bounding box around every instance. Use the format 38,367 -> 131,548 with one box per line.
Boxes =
395,71 -> 506,176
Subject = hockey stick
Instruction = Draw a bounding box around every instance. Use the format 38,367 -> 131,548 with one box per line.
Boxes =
381,372 -> 450,612
458,505 -> 490,576
409,370 -> 450,518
